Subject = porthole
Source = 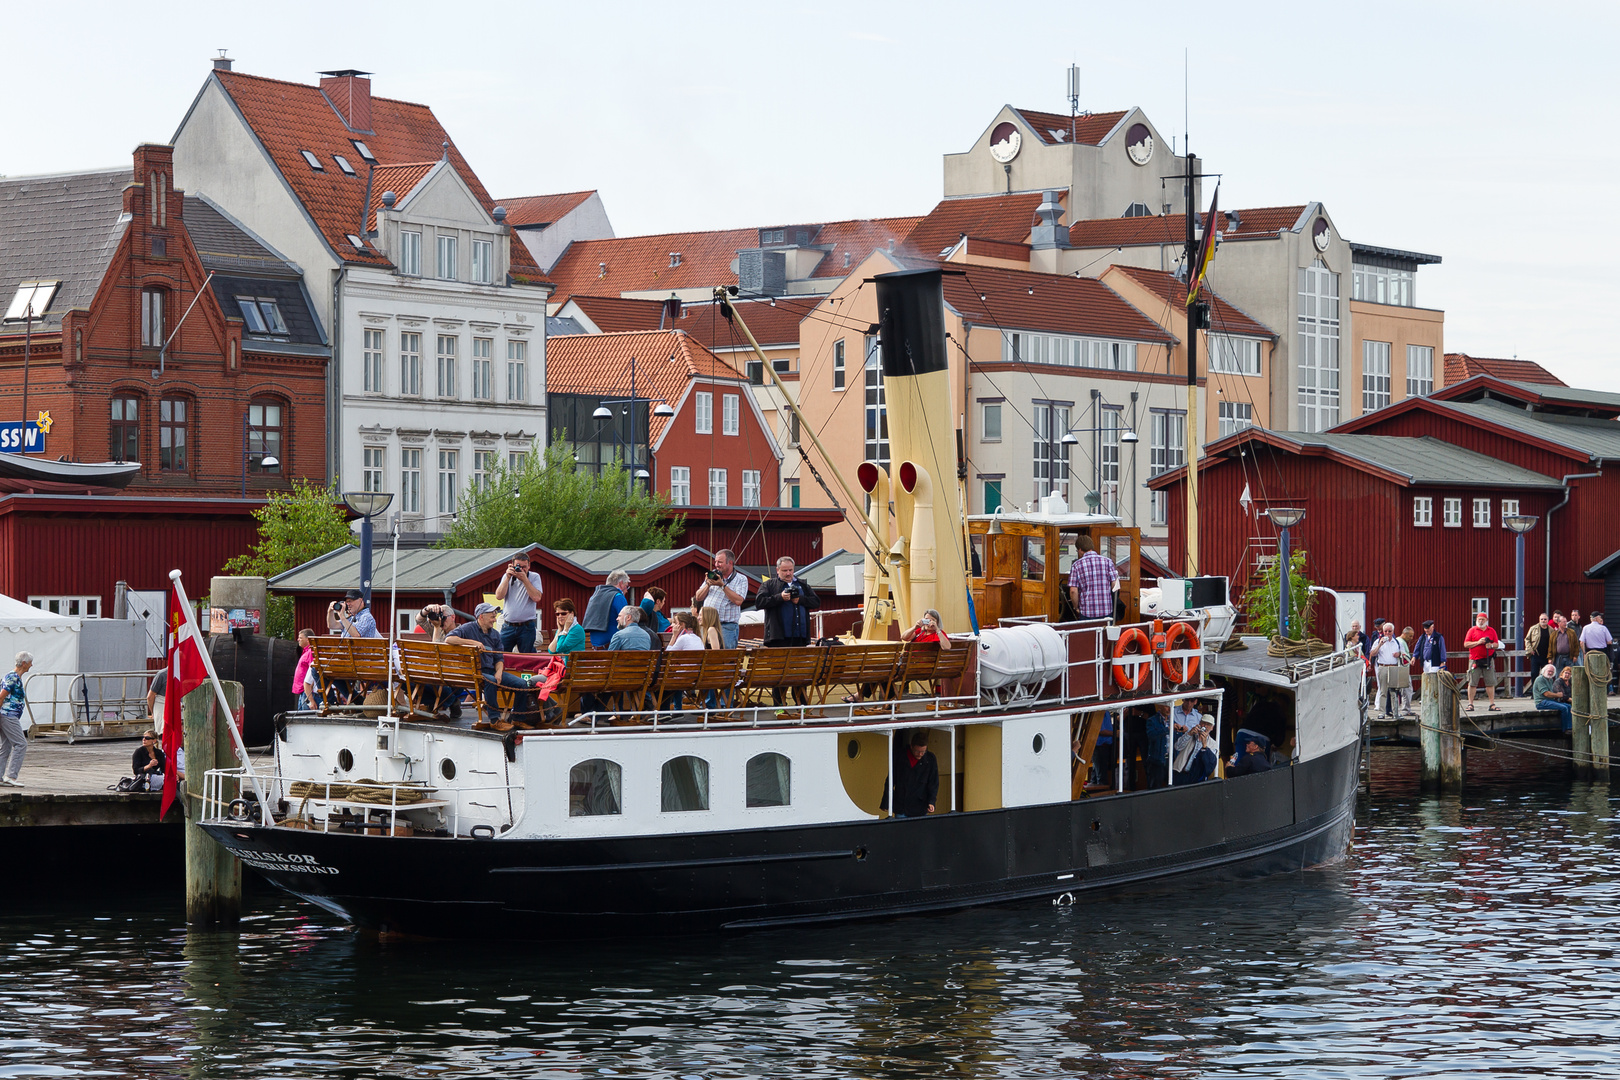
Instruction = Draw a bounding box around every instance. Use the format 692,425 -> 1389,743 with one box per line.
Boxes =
440,758 -> 457,781
1032,733 -> 1046,754
847,739 -> 860,759
337,748 -> 354,772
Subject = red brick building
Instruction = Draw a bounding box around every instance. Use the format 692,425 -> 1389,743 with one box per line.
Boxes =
0,144 -> 329,495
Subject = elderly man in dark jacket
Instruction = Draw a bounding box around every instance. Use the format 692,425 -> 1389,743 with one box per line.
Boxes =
757,556 -> 820,706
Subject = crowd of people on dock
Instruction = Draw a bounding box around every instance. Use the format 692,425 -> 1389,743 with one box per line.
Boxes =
1341,608 -> 1616,730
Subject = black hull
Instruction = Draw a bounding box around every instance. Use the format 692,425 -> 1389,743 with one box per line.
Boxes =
204,740 -> 1360,939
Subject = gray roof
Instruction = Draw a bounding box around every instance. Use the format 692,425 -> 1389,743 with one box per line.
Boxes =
183,196 -> 301,279
1282,431 -> 1562,489
0,168 -> 130,329
548,315 -> 586,336
1503,381 -> 1620,411
548,546 -> 711,576
1432,398 -> 1620,462
796,548 -> 863,593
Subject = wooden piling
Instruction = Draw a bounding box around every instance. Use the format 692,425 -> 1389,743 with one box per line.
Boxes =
1420,671 -> 1464,792
1583,652 -> 1610,781
182,680 -> 243,927
1571,665 -> 1593,779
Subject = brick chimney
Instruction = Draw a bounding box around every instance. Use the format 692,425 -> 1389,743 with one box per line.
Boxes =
319,69 -> 374,133
131,144 -> 180,233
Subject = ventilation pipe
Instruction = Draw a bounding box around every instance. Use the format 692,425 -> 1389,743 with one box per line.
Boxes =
898,461 -> 937,621
857,460 -> 901,637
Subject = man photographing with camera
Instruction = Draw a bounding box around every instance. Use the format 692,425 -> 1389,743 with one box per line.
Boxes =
494,550 -> 543,653
758,556 -> 821,705
327,589 -> 380,639
694,548 -> 748,649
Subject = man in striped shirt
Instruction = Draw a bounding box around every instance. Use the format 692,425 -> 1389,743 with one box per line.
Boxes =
1067,535 -> 1119,620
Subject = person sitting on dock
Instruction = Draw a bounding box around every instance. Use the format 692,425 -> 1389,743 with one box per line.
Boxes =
131,730 -> 166,792
1532,663 -> 1573,732
0,652 -> 32,788
881,729 -> 939,818
1228,730 -> 1273,776
1462,612 -> 1501,712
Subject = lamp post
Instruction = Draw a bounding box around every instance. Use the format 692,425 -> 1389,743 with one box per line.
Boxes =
1060,423 -> 1138,512
1505,513 -> 1539,695
342,491 -> 395,607
1266,507 -> 1306,639
590,355 -> 675,497
241,412 -> 280,497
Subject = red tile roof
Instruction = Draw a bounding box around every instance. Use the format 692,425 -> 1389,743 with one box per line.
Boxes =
942,264 -> 1175,345
1012,108 -> 1128,147
1068,205 -> 1308,249
211,70 -> 545,282
902,193 -> 1045,260
565,295 -> 812,351
545,330 -> 749,442
1443,353 -> 1565,387
498,190 -> 596,228
364,162 -> 437,229
546,216 -> 920,303
1107,265 -> 1275,339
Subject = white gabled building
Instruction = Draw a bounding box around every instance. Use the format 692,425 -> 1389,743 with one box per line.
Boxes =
172,59 -> 552,531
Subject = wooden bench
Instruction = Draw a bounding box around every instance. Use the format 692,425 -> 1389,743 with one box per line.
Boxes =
889,639 -> 974,701
736,646 -> 828,707
308,636 -> 393,713
650,649 -> 746,715
395,638 -> 487,724
552,652 -> 660,722
814,643 -> 904,705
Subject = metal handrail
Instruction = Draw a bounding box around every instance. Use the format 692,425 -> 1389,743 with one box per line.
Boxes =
201,766 -> 520,838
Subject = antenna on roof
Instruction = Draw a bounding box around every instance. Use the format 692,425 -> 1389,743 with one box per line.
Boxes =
1067,64 -> 1080,143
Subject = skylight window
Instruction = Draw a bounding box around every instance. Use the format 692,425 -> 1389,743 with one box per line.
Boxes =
236,297 -> 288,335
333,155 -> 356,176
300,150 -> 324,171
351,140 -> 376,163
4,281 -> 60,321
346,233 -> 367,252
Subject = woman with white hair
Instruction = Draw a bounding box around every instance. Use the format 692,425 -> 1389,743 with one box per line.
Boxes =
1532,662 -> 1573,732
901,609 -> 954,650
0,651 -> 34,787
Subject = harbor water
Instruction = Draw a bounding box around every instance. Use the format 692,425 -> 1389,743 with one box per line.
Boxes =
3,746 -> 1617,1079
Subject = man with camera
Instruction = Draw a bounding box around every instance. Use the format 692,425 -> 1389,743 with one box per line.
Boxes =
758,557 -> 821,706
694,548 -> 748,649
494,550 -> 543,653
327,589 -> 379,639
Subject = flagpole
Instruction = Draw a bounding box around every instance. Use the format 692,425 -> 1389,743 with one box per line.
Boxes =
170,570 -> 273,825
1184,147 -> 1200,577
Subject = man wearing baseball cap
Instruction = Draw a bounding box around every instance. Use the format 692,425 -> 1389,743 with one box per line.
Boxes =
447,602 -> 535,727
326,589 -> 380,639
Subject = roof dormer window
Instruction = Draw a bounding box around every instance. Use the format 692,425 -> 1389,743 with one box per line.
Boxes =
669,252 -> 682,268
300,150 -> 324,171
351,140 -> 376,163
333,155 -> 356,176
4,281 -> 60,322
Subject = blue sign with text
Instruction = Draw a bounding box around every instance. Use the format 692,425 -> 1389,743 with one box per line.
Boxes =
0,422 -> 45,454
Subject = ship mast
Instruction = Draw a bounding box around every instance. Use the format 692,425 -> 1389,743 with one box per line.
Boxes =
1183,148 -> 1200,576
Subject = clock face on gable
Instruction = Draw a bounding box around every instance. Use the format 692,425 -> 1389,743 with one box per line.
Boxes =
989,121 -> 1022,164
1313,217 -> 1331,252
1125,122 -> 1154,166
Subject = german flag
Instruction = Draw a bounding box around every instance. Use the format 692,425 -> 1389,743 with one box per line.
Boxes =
1186,184 -> 1221,307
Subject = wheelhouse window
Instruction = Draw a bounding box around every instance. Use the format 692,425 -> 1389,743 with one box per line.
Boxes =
158,398 -> 187,472
247,399 -> 282,473
141,289 -> 165,347
569,758 -> 622,816
746,753 -> 791,807
110,397 -> 139,462
661,756 -> 710,812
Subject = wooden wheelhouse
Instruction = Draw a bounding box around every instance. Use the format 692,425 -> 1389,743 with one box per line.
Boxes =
967,510 -> 1142,627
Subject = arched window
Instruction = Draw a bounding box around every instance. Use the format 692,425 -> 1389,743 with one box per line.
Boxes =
746,753 -> 790,807
569,759 -> 622,817
110,395 -> 140,462
660,756 -> 709,812
158,397 -> 188,473
248,397 -> 284,474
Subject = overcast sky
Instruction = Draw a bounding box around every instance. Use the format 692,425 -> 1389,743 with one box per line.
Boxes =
6,1 -> 1616,387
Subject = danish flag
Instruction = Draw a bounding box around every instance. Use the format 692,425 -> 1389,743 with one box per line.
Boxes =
160,585 -> 207,819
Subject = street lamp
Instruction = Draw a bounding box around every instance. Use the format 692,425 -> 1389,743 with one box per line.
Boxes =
1505,513 -> 1538,694
342,491 -> 395,607
589,355 -> 674,497
1266,507 -> 1306,639
241,412 -> 280,497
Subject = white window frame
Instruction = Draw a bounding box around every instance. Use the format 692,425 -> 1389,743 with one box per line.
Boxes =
742,469 -> 761,507
436,234 -> 458,281
509,451 -> 528,473
1413,496 -> 1433,527
1208,335 -> 1262,376
670,466 -> 691,506
1217,400 -> 1253,437
722,393 -> 740,436
141,289 -> 164,347
708,467 -> 727,505
695,391 -> 713,434
400,332 -> 422,397
507,340 -> 528,402
981,402 -> 1002,443
399,231 -> 422,277
1407,345 -> 1434,398
438,449 -> 459,516
471,337 -> 493,400
400,448 -> 422,514
28,595 -> 100,618
1443,497 -> 1462,527
833,339 -> 846,390
471,238 -> 493,284
1471,597 -> 1490,619
1501,498 -> 1519,524
1031,402 -> 1071,502
1473,497 -> 1491,528
472,449 -> 496,491
436,334 -> 458,399
362,446 -> 386,493
363,328 -> 384,394
1362,340 -> 1392,413
1297,259 -> 1341,432
864,336 -> 888,468
1501,597 -> 1519,648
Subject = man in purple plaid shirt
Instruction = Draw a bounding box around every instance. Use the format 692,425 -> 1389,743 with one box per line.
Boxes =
1068,535 -> 1120,620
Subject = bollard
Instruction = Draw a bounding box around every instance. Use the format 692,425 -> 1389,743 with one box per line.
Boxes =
1421,671 -> 1463,793
1585,651 -> 1610,781
1420,671 -> 1441,791
182,679 -> 243,927
1571,664 -> 1593,780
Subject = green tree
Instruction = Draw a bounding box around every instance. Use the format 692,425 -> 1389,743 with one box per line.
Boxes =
1244,548 -> 1317,640
440,436 -> 683,551
224,481 -> 356,639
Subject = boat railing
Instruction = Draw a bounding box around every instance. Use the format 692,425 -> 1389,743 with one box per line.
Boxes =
1286,645 -> 1363,682
23,670 -> 154,741
201,765 -> 518,838
546,690 -> 985,734
811,606 -> 866,640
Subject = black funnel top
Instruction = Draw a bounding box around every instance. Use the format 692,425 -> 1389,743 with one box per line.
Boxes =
874,268 -> 950,380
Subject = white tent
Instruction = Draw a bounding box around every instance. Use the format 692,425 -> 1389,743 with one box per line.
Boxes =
0,594 -> 80,730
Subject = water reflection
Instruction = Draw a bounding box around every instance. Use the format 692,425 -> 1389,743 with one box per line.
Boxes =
1,764 -> 1618,1078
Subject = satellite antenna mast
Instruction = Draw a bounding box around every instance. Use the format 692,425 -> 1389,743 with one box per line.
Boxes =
1067,63 -> 1081,142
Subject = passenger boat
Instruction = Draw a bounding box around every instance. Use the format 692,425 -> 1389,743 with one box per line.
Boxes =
199,267 -> 1365,940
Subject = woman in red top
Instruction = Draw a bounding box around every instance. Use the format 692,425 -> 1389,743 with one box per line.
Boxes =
901,609 -> 953,650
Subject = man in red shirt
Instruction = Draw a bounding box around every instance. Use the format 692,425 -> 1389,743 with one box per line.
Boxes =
1462,611 -> 1501,712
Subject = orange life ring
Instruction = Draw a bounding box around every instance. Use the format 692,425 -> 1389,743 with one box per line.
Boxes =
1161,622 -> 1202,684
1112,627 -> 1153,691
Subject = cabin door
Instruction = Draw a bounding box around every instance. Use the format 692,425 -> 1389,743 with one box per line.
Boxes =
1091,527 -> 1141,623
